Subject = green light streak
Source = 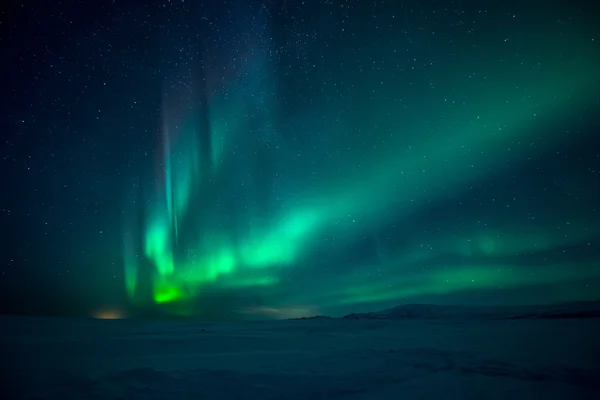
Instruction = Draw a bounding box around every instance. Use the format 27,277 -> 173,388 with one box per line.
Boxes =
154,278 -> 184,304
123,241 -> 137,300
240,208 -> 323,267
144,215 -> 174,276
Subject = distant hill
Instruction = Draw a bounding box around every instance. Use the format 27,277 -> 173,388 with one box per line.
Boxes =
340,301 -> 600,321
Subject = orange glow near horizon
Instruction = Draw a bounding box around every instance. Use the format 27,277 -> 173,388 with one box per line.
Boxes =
92,309 -> 127,319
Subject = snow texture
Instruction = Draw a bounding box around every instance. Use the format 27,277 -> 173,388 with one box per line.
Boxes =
2,302 -> 600,399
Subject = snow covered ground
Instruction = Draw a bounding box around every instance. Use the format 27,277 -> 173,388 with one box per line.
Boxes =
2,303 -> 600,399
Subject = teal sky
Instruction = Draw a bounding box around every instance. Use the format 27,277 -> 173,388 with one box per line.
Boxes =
1,0 -> 599,319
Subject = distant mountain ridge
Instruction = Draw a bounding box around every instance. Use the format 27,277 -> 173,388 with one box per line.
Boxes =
338,301 -> 600,321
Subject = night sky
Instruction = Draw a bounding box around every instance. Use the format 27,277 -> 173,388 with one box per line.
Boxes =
1,0 -> 599,319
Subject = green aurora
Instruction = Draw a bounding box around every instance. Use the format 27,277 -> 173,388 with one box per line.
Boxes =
122,1 -> 600,318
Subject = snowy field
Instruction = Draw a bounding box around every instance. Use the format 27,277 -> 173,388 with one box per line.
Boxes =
2,303 -> 600,399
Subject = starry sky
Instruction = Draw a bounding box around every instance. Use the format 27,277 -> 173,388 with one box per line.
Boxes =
1,0 -> 599,319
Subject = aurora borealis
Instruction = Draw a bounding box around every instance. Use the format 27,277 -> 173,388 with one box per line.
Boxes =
1,0 -> 600,319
